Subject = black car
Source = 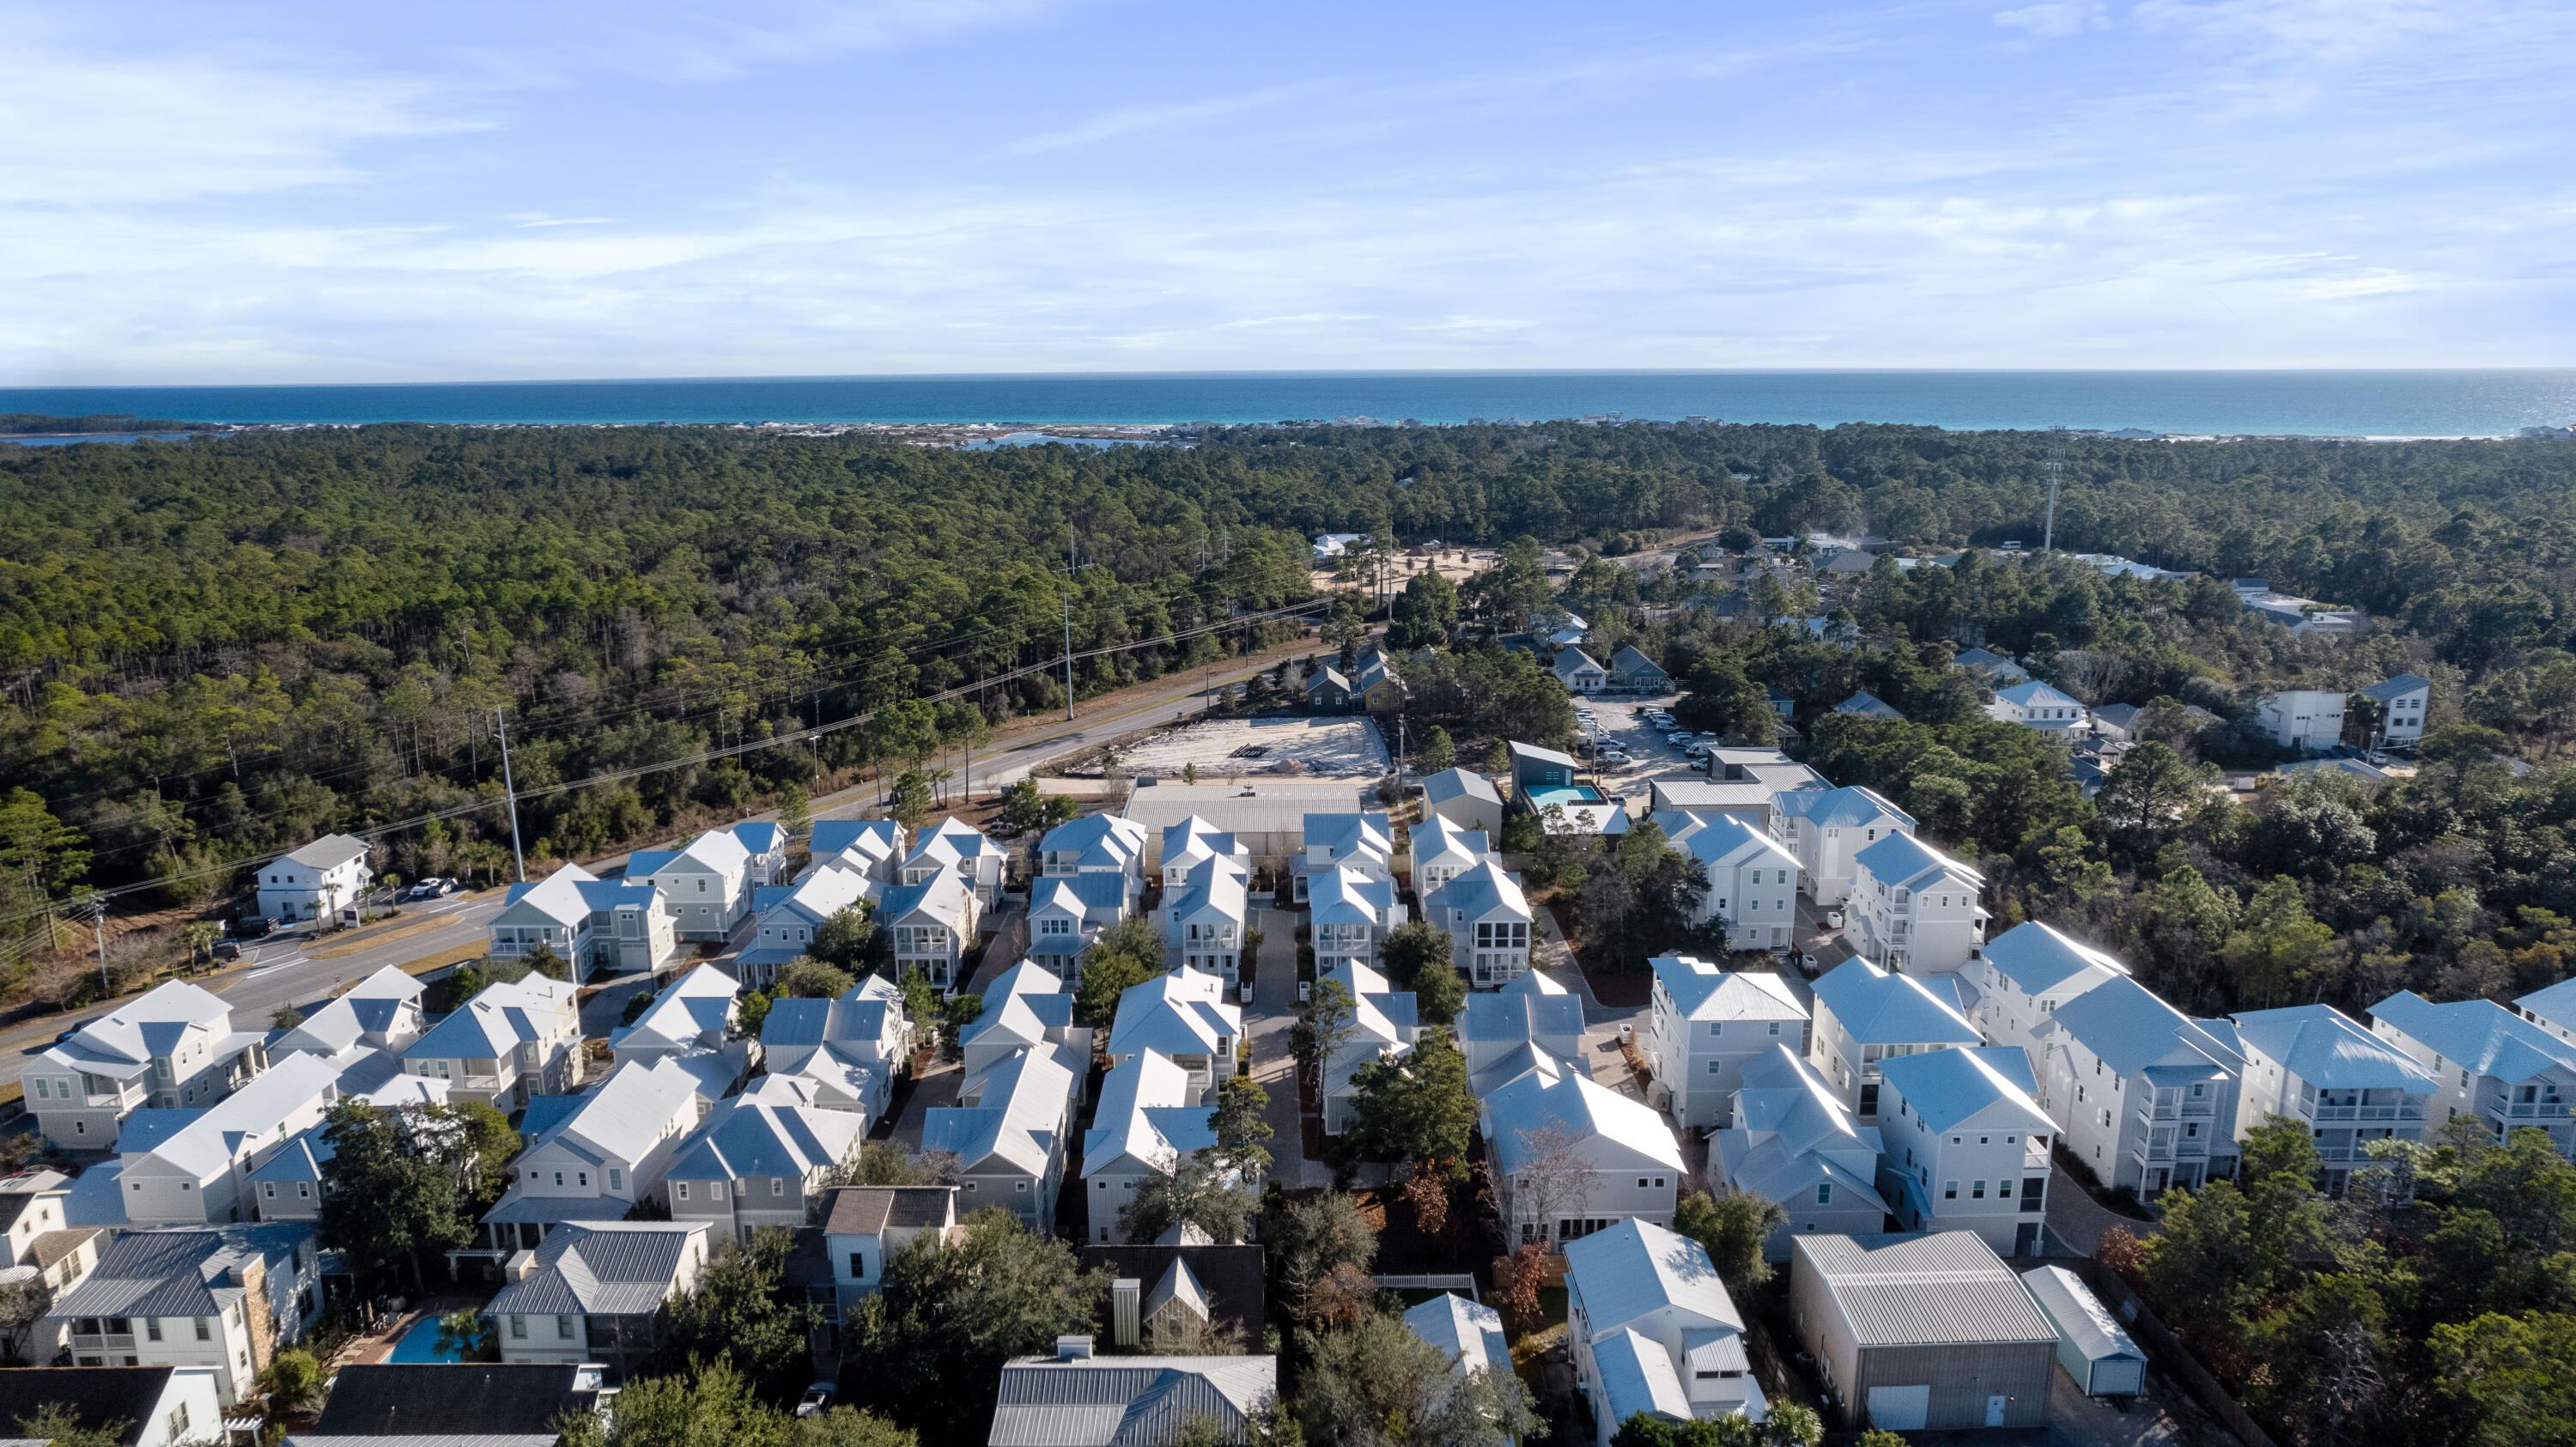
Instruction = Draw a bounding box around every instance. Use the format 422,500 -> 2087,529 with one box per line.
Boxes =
214,939 -> 242,960
231,915 -> 276,939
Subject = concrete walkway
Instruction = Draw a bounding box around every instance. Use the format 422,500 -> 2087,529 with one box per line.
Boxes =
2046,1163 -> 2160,1255
1247,904 -> 1328,1189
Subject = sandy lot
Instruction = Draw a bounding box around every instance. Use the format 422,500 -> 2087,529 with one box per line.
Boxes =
1114,715 -> 1391,779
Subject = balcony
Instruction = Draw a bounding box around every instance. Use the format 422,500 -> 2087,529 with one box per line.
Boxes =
462,1075 -> 504,1092
2504,1101 -> 2572,1119
2309,1101 -> 2424,1122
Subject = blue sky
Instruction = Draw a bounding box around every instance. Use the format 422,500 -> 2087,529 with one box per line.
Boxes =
3,0 -> 2570,382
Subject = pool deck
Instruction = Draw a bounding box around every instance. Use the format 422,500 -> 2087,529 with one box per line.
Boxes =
335,1295 -> 490,1368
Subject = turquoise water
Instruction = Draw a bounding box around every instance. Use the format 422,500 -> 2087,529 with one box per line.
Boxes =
2,370 -> 2572,437
386,1315 -> 469,1363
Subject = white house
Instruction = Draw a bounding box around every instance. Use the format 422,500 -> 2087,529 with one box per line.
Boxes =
900,817 -> 1007,905
1874,1046 -> 2053,1256
1986,680 -> 2090,737
2361,673 -> 2433,748
1806,960 -> 1983,1123
1833,691 -> 1905,721
1564,1219 -> 1765,1445
1403,1292 -> 1514,1405
1409,813 -> 1492,895
1162,860 -> 1249,985
608,964 -> 743,1071
1309,865 -> 1401,974
878,870 -> 981,993
2518,975 -> 2576,1047
822,1183 -> 961,1304
2255,689 -> 2349,752
255,835 -> 372,927
1768,786 -> 1915,909
922,1042 -> 1084,1233
1421,769 -> 1506,836
2232,1004 -> 2438,1194
114,1054 -> 342,1226
803,819 -> 904,885
1159,816 -> 1253,891
1710,1044 -> 1890,1257
1039,812 -> 1150,894
2368,990 -> 2576,1159
1425,859 -> 1534,988
1553,648 -> 1607,694
486,1220 -> 711,1382
1953,648 -> 2032,685
48,1224 -> 324,1403
0,1170 -> 94,1296
1647,958 -> 1810,1129
1018,872 -> 1129,986
959,962 -> 1085,1080
1484,1067 -> 1685,1248
484,1059 -> 706,1228
31,981 -> 265,1148
1081,1049 -> 1223,1243
269,965 -> 424,1060
663,1089 -> 866,1244
730,821 -> 790,889
1969,922 -> 2131,1085
633,829 -> 757,943
1292,812 -> 1395,902
0,1365 -> 222,1447
1848,834 -> 1988,978
487,863 -> 672,975
1457,971 -> 1588,1091
1671,814 -> 1801,951
1106,967 -> 1243,1103
401,974 -> 583,1110
742,868 -> 872,989
757,987 -> 911,1121
2040,976 -> 2246,1195
1315,960 -> 1420,1135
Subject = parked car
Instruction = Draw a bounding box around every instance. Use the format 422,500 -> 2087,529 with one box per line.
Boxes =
402,882 -> 438,902
796,1383 -> 836,1419
1598,750 -> 1632,765
231,915 -> 275,939
426,878 -> 459,897
213,939 -> 242,960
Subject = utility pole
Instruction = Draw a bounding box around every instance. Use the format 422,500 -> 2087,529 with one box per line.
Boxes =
84,891 -> 107,995
1063,524 -> 1078,722
2042,426 -> 2066,556
495,707 -> 528,884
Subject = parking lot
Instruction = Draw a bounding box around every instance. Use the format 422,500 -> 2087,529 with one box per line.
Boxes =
1109,714 -> 1391,780
1570,694 -> 1710,799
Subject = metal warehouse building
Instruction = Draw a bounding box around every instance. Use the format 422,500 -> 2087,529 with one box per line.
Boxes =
1789,1231 -> 2057,1432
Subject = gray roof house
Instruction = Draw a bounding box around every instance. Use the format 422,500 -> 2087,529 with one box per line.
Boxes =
46,1224 -> 324,1405
1563,1219 -> 1765,1446
1788,1231 -> 2057,1432
487,1220 -> 713,1381
1420,768 -> 1506,836
1609,646 -> 1672,691
988,1338 -> 1279,1446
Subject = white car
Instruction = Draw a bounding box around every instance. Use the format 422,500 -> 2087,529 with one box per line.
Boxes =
1599,750 -> 1633,765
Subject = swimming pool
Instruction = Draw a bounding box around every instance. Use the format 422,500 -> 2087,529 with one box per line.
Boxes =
385,1314 -> 472,1364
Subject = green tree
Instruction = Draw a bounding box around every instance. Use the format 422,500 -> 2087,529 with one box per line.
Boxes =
446,1100 -> 525,1207
776,956 -> 857,1000
1377,920 -> 1465,1024
1296,1310 -> 1541,1447
841,1208 -> 1110,1444
1418,725 -> 1455,775
736,988 -> 773,1034
1673,1189 -> 1787,1292
0,787 -> 90,901
2220,877 -> 2337,1008
262,1346 -> 323,1407
2097,740 -> 2213,833
999,777 -> 1048,836
663,1225 -> 817,1401
1346,1033 -> 1477,1177
182,920 -> 222,969
811,903 -> 877,970
778,784 -> 813,856
887,771 -> 934,833
8,1404 -> 129,1447
1073,951 -> 1155,1029
434,1306 -> 497,1362
1121,1152 -> 1259,1244
1291,976 -> 1360,1087
2431,1310 -> 2576,1447
317,1102 -> 473,1292
272,1003 -> 304,1029
938,992 -> 983,1061
1483,740 -> 1511,775
1207,1073 -> 1275,1181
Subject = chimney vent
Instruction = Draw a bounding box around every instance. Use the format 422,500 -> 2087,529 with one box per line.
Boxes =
1055,1335 -> 1094,1362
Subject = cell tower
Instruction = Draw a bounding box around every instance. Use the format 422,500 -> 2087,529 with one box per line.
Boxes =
2042,426 -> 2066,555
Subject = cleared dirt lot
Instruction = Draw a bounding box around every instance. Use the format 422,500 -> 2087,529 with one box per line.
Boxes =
1113,715 -> 1392,779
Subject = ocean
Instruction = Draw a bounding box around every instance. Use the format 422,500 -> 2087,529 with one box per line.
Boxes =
3,369 -> 2573,438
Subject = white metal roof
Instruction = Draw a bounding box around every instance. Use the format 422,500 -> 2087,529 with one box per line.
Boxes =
1793,1231 -> 2057,1347
2020,1265 -> 2146,1366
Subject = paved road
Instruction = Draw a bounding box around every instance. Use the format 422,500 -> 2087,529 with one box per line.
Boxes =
1247,903 -> 1327,1189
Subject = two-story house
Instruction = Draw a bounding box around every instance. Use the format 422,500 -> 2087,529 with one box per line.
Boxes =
1767,785 -> 1915,909
1425,859 -> 1534,988
822,1183 -> 962,1308
483,1060 -> 706,1235
32,980 -> 265,1148
802,819 -> 904,885
741,867 -> 873,989
630,829 -> 758,943
1027,873 -> 1134,983
731,821 -> 790,889
1711,1045 -> 1889,1257
1848,834 -> 1988,977
1104,967 -> 1243,1103
1969,921 -> 2130,1087
1457,972 -> 1587,1096
2517,974 -> 2576,1046
1874,1046 -> 2053,1256
1485,1067 -> 1686,1249
114,1054 -> 342,1226
1564,1219 -> 1765,1444
1421,769 -> 1506,836
756,988 -> 911,1122
2367,990 -> 2576,1158
487,1220 -> 712,1383
1291,813 -> 1394,903
1159,816 -> 1252,891
2041,976 -> 2247,1195
2360,673 -> 2433,749
1038,812 -> 1150,899
48,1225 -> 324,1403
486,864 -> 672,975
269,965 -> 425,1060
1315,961 -> 1421,1135
401,974 -> 582,1110
899,818 -> 1007,906
1671,813 -> 1802,951
921,1042 -> 1084,1233
608,964 -> 744,1073
959,962 -> 1086,1081
1409,814 -> 1492,895
2232,1005 -> 2438,1194
878,871 -> 979,993
1988,681 -> 2090,738
1309,865 -> 1401,974
2255,689 -> 2349,752
1162,859 -> 1249,985
663,1090 -> 866,1244
1081,1049 -> 1224,1243
0,1170 -> 96,1296
1647,957 -> 1810,1130
1806,960 -> 1982,1123
255,835 -> 372,927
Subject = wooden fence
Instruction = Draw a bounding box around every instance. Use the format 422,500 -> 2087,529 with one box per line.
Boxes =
2047,1255 -> 2277,1447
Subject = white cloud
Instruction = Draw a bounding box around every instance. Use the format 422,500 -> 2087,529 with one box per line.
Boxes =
1992,2 -> 2110,38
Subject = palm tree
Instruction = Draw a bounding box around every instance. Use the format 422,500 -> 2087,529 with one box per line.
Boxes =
181,921 -> 222,970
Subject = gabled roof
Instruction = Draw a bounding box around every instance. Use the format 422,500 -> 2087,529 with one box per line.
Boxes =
1409,812 -> 1490,866
762,866 -> 871,928
1303,812 -> 1393,860
2363,673 -> 2433,702
119,1052 -> 341,1178
1081,1050 -> 1214,1177
1562,1217 -> 1743,1337
823,1184 -> 957,1235
276,965 -> 423,1053
1771,784 -> 1913,829
1791,1231 -> 2057,1347
1672,812 -> 1797,872
1851,831 -> 1984,891
519,1059 -> 701,1169
1552,648 -> 1605,681
922,1043 -> 1079,1177
1403,1292 -> 1511,1379
1878,1046 -> 2050,1134
1107,969 -> 1243,1060
2021,1265 -> 2147,1369
1649,957 -> 1807,1023
1608,645 -> 1669,678
964,988 -> 1072,1055
1425,859 -> 1531,926
1307,866 -> 1396,927
1160,816 -> 1248,867
0,1366 -> 184,1444
283,833 -> 369,871
988,1354 -> 1279,1447
878,869 -> 974,930
760,996 -> 903,1054
665,1094 -> 866,1184
1508,740 -> 1581,772
43,979 -> 232,1073
1810,960 -> 1981,1047
1981,921 -> 2129,996
487,1221 -> 707,1318
611,964 -> 738,1052
2233,1005 -> 2438,1092
1485,1071 -> 1684,1175
406,975 -> 576,1061
1591,1328 -> 1692,1427
1834,690 -> 1903,719
659,828 -> 752,875
905,817 -> 1003,873
1305,666 -> 1351,695
2372,990 -> 2576,1081
2050,976 -> 2247,1077
1456,986 -> 1584,1049
1996,679 -> 2084,710
49,1223 -> 315,1321
1421,769 -> 1504,808
810,818 -> 903,862
313,1362 -> 604,1436
732,820 -> 783,856
1040,812 -> 1150,865
1031,871 -> 1133,918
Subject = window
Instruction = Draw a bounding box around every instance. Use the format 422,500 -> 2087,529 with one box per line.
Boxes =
1972,1180 -> 1987,1198
1767,1021 -> 1781,1036
1708,1059 -> 1723,1075
773,1178 -> 786,1196
195,1318 -> 210,1341
557,1315 -> 576,1340
609,1168 -> 623,1190
146,1319 -> 161,1341
711,1183 -> 725,1200
1944,1181 -> 1959,1200
677,1183 -> 690,1201
578,1172 -> 588,1188
1637,1177 -> 1650,1189
1817,1183 -> 1832,1204
849,1250 -> 867,1276
1708,1022 -> 1722,1037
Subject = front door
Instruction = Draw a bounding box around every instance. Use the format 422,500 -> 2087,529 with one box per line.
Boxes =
1987,1395 -> 2008,1427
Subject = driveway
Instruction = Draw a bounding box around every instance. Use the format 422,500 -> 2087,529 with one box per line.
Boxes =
1247,904 -> 1327,1189
2047,1164 -> 2159,1255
